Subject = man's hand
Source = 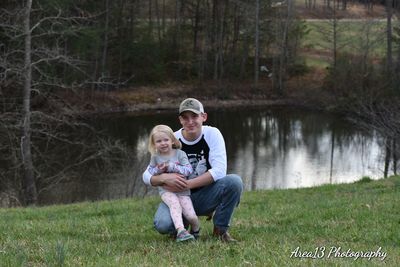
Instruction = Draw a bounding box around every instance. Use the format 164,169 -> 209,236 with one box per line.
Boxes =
158,173 -> 188,192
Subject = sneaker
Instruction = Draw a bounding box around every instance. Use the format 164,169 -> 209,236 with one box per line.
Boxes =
213,227 -> 238,242
190,228 -> 201,239
176,230 -> 195,242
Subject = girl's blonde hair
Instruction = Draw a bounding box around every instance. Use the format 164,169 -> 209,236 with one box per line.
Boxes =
148,124 -> 182,154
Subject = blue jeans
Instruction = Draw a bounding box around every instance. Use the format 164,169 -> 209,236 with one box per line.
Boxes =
153,174 -> 243,234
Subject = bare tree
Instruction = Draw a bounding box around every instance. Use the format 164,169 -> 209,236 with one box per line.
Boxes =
212,0 -> 226,81
154,0 -> 163,44
272,0 -> 294,95
21,0 -> 37,205
101,0 -> 110,84
0,1 -> 130,206
254,0 -> 260,87
351,100 -> 400,177
385,0 -> 394,87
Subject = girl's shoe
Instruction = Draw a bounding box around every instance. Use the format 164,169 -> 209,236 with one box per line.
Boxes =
176,230 -> 195,242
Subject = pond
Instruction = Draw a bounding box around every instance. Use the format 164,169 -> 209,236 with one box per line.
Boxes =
40,106 -> 385,204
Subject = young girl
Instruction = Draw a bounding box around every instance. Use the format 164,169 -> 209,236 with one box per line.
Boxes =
147,124 -> 200,242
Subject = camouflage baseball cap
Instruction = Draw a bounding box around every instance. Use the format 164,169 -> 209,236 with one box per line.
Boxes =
179,98 -> 205,115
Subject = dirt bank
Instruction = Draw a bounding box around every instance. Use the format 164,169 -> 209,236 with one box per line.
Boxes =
75,76 -> 329,116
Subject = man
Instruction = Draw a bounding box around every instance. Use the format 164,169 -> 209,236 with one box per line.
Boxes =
142,98 -> 243,242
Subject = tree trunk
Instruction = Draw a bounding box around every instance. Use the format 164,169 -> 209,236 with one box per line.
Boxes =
254,0 -> 260,87
101,0 -> 110,87
330,129 -> 335,183
174,0 -> 182,63
22,0 -> 37,205
239,33 -> 250,80
155,0 -> 162,45
386,0 -> 393,86
148,0 -> 153,35
239,5 -> 251,80
162,0 -> 166,36
276,0 -> 292,95
330,0 -> 338,69
199,0 -> 210,82
393,139 -> 397,175
213,0 -> 225,81
384,139 -> 391,178
212,0 -> 219,80
192,0 -> 201,55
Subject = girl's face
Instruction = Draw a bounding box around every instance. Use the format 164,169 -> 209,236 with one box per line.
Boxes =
153,132 -> 173,155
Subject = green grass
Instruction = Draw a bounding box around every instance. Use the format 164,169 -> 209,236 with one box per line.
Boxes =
1,176 -> 399,266
303,55 -> 331,69
301,19 -> 396,68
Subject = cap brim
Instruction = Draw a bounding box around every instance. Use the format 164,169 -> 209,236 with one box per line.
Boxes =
179,108 -> 202,115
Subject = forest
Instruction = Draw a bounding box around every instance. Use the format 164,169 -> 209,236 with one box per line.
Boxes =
1,0 -> 400,206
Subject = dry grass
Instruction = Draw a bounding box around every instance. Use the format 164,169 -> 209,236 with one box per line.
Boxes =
295,0 -> 387,19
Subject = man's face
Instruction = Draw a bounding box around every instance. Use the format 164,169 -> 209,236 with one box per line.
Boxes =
179,111 -> 207,138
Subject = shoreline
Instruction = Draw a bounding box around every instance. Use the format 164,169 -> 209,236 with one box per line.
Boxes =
80,96 -> 325,117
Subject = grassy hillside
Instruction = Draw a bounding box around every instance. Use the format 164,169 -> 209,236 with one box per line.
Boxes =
0,176 -> 399,266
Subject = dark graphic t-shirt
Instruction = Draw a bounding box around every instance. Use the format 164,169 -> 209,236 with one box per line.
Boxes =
180,135 -> 211,179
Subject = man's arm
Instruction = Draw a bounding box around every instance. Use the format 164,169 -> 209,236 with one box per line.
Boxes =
143,167 -> 188,189
205,127 -> 227,180
186,171 -> 214,189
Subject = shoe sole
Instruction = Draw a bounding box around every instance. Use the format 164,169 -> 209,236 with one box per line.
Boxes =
176,236 -> 195,242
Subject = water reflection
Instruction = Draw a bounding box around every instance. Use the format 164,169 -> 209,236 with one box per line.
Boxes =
41,107 -> 385,204
218,108 -> 382,190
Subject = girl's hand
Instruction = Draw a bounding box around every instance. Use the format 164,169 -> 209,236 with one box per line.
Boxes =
157,162 -> 169,173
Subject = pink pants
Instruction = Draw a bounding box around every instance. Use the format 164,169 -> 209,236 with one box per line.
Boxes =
161,192 -> 199,231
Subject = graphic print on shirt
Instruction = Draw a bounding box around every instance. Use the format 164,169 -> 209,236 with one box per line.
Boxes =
180,135 -> 211,179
